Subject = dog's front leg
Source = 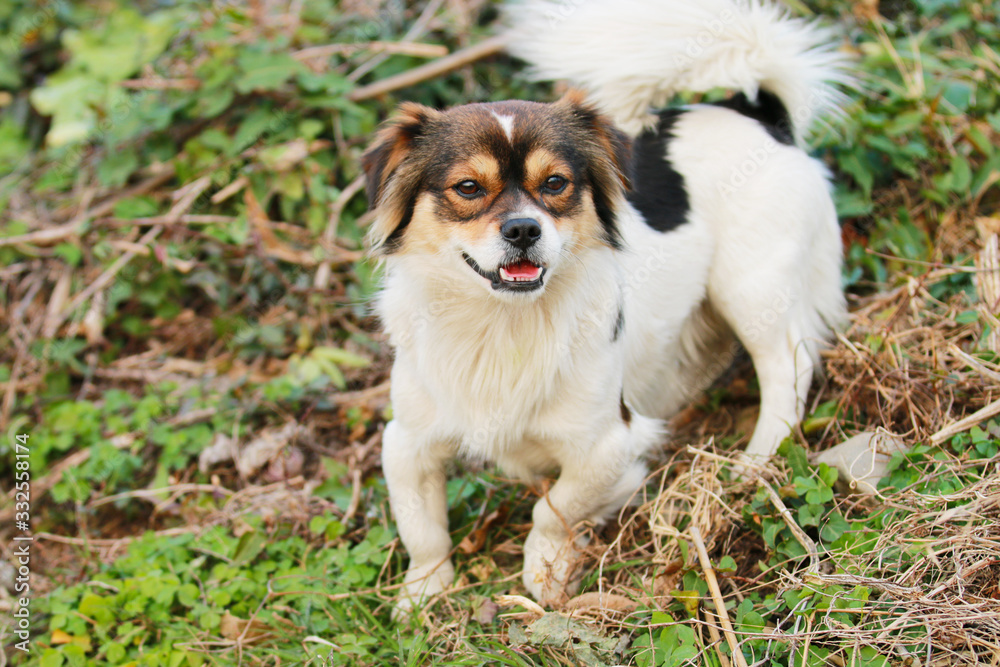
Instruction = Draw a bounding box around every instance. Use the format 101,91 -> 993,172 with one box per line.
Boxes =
382,420 -> 454,614
522,423 -> 649,606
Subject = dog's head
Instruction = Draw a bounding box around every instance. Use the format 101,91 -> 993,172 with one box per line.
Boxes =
361,92 -> 632,299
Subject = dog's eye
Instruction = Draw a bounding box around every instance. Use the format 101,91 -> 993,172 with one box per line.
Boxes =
454,180 -> 483,198
542,175 -> 567,194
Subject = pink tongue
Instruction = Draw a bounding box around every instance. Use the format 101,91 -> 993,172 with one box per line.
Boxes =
504,260 -> 540,279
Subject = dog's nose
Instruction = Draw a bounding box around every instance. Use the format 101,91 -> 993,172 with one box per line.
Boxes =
501,218 -> 542,249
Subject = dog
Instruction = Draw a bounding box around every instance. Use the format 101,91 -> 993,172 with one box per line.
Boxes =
361,0 -> 851,611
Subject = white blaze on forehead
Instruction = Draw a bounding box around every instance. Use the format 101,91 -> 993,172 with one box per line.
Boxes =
490,111 -> 515,143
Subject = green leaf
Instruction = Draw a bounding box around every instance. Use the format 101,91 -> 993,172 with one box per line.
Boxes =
941,80 -> 973,113
78,593 -> 115,624
113,195 -> 160,219
805,485 -> 834,505
97,146 -> 139,187
53,243 -> 84,267
297,69 -> 351,94
717,555 -> 737,572
839,150 -> 875,196
106,643 -> 127,663
29,72 -> 99,146
233,107 -> 282,152
311,346 -> 370,368
40,650 -> 65,667
236,48 -> 305,93
821,511 -> 852,542
63,9 -> 176,82
947,153 -> 972,193
763,519 -> 784,548
233,529 -> 267,564
199,611 -> 221,630
799,503 -> 822,527
782,442 -> 812,479
817,463 -> 839,487
177,583 -> 201,608
309,515 -> 328,535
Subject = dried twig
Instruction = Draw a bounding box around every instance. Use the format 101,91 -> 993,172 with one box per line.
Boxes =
294,41 -> 448,62
88,483 -> 235,510
105,214 -> 237,227
315,174 -> 366,289
929,397 -> 1000,445
50,176 -> 211,334
55,168 -> 175,222
0,221 -> 86,248
331,380 -> 391,406
690,525 -> 749,667
347,0 -> 446,82
348,36 -> 508,102
36,527 -> 198,548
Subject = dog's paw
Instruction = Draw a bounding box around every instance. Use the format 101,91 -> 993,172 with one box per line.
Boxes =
391,559 -> 456,622
522,530 -> 583,607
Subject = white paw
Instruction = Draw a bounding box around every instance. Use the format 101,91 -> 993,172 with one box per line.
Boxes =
392,559 -> 455,621
522,530 -> 583,607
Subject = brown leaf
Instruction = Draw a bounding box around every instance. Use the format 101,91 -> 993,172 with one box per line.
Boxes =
458,508 -> 504,555
220,611 -> 273,642
471,598 -> 499,624
50,629 -> 73,645
244,188 -> 317,266
563,592 -> 637,614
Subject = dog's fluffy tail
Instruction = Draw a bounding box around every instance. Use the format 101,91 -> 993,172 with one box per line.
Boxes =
503,0 -> 852,141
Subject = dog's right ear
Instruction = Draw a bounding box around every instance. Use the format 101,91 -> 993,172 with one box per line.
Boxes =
362,102 -> 440,255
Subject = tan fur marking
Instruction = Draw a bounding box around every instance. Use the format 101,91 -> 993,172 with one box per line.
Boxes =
446,153 -> 501,192
524,149 -> 574,200
403,192 -> 502,257
552,189 -> 605,251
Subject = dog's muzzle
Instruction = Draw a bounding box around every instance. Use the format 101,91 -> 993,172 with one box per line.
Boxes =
463,253 -> 546,293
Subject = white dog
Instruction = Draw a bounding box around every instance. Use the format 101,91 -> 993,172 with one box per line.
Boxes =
362,0 -> 851,610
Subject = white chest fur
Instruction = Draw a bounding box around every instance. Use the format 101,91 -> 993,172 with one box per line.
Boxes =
377,249 -> 625,466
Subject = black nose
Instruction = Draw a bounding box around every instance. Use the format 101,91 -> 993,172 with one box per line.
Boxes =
501,218 -> 542,249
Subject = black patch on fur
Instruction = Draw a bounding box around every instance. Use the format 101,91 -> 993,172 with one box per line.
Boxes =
712,90 -> 795,146
567,103 -> 631,249
620,394 -> 631,425
591,182 -> 624,249
612,302 -> 624,342
380,196 -> 416,253
628,110 -> 690,234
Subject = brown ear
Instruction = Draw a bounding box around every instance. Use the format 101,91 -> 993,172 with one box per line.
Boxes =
361,102 -> 440,254
555,90 -> 633,249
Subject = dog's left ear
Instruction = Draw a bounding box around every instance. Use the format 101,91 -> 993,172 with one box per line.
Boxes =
362,102 -> 441,255
556,90 -> 633,249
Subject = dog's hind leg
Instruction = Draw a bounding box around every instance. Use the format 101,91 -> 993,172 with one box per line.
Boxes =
696,144 -> 844,466
382,421 -> 455,615
705,236 -> 827,464
739,323 -> 816,463
708,253 -> 838,465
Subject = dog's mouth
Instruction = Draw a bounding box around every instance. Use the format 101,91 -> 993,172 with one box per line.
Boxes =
463,253 -> 546,292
